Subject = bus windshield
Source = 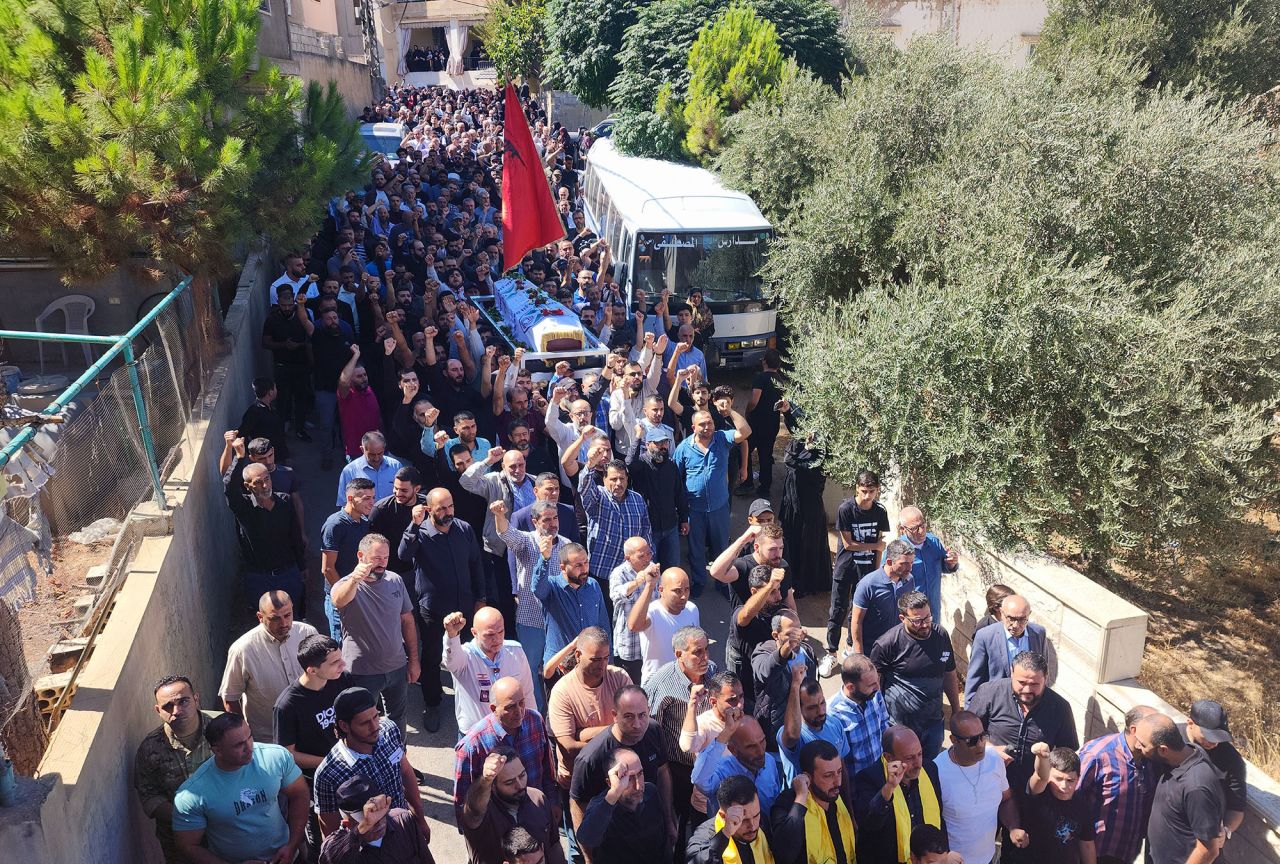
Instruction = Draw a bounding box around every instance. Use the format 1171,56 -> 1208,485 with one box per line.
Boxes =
632,231 -> 769,303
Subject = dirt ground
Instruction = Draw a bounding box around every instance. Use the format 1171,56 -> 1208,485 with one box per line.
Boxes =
1085,510 -> 1280,776
17,537 -> 113,678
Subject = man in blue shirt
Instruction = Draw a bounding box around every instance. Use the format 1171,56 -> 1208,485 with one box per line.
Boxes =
530,539 -> 609,667
664,327 -> 709,388
334,430 -> 403,506
692,715 -> 784,818
173,712 -> 310,864
897,505 -> 958,617
849,538 -> 917,656
672,408 -> 751,596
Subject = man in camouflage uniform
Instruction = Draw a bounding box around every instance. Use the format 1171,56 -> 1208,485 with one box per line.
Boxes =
133,674 -> 219,862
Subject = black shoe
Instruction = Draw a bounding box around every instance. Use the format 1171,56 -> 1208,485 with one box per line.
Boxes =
296,429 -> 312,442
412,768 -> 426,785
423,704 -> 441,733
734,482 -> 756,496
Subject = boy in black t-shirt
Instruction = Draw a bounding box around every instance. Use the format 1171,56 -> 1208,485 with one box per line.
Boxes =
820,471 -> 890,678
1020,743 -> 1096,864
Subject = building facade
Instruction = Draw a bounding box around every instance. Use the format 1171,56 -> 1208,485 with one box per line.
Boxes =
257,0 -> 380,116
376,0 -> 498,90
858,0 -> 1047,65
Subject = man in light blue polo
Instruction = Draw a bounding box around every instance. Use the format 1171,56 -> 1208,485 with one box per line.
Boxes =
672,407 -> 750,597
334,431 -> 403,506
848,538 -> 917,656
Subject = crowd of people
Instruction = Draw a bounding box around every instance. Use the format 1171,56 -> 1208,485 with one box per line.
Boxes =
130,85 -> 1249,864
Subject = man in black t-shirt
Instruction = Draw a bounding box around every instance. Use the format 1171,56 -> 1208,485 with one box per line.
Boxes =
869,592 -> 959,762
742,349 -> 785,498
260,286 -> 314,441
273,634 -> 351,858
1187,699 -> 1247,839
709,522 -> 797,611
568,685 -> 674,850
821,471 -> 890,678
1135,713 -> 1225,864
311,307 -> 357,470
727,564 -> 787,709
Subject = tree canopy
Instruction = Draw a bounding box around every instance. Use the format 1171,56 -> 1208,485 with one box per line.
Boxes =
1035,0 -> 1280,98
717,37 -> 1280,562
0,0 -> 365,280
542,0 -> 642,108
477,0 -> 548,91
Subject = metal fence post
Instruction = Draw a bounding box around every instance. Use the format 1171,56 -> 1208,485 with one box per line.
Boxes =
122,341 -> 167,510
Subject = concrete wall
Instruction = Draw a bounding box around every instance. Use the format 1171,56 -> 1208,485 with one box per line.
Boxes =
257,0 -> 294,61
289,20 -> 376,117
865,0 -> 1047,66
23,251 -> 272,864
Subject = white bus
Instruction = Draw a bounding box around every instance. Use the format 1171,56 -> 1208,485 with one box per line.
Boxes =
581,139 -> 775,370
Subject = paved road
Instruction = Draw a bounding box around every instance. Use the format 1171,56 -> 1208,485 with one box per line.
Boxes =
226,381 -> 840,861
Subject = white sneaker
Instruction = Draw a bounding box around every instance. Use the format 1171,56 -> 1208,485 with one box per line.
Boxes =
818,653 -> 839,679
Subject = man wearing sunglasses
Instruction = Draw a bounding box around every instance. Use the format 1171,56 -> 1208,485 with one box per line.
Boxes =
933,710 -> 1027,864
134,675 -> 219,863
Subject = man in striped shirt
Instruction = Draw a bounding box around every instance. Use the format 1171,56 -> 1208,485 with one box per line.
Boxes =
1077,704 -> 1159,864
579,452 -> 653,582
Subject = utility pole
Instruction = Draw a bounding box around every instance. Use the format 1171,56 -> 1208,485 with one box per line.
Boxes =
355,0 -> 387,101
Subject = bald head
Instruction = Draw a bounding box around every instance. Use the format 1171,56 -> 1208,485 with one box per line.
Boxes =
899,505 -> 923,525
728,715 -> 767,772
658,567 -> 691,614
244,462 -> 270,482
492,676 -> 523,703
473,606 -> 504,630
883,725 -> 921,758
258,590 -> 291,614
1001,594 -> 1031,637
426,487 -> 452,508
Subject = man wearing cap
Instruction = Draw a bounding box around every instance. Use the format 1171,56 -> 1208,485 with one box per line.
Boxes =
313,687 -> 429,842
1188,699 -> 1247,839
319,775 -> 437,864
462,746 -> 566,864
1134,713 -> 1226,864
710,520 -> 798,612
626,425 -> 688,571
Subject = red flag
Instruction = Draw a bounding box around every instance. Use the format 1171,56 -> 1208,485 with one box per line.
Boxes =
502,83 -> 565,270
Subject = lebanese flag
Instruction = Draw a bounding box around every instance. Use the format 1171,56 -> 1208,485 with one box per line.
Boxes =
501,83 -> 565,270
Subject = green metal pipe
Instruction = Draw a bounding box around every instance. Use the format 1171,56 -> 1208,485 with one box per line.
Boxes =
0,276 -> 193,505
0,330 -> 122,345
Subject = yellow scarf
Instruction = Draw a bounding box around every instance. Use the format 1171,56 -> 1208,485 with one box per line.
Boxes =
802,791 -> 856,864
882,757 -> 942,863
714,812 -> 776,864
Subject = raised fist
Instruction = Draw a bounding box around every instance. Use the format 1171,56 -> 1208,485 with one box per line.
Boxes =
411,504 -> 428,525
720,803 -> 745,837
489,499 -> 507,517
482,752 -> 507,782
792,774 -> 810,803
487,446 -> 505,464
1031,742 -> 1051,758
884,759 -> 906,789
443,611 -> 467,638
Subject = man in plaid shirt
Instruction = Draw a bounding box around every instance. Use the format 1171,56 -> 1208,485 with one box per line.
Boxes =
608,538 -> 661,684
312,687 -> 429,841
826,653 -> 891,777
578,449 -> 652,580
453,676 -> 558,830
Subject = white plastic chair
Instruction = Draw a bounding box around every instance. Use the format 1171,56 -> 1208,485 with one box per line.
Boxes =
35,294 -> 96,373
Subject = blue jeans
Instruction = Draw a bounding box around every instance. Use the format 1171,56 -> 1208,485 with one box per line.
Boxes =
349,665 -> 409,738
686,505 -> 729,592
323,592 -> 343,642
516,622 -> 547,716
313,388 -> 338,460
917,717 -> 945,763
652,526 -> 681,571
245,565 -> 304,615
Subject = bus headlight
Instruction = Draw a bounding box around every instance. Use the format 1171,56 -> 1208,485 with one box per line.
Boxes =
745,303 -> 763,313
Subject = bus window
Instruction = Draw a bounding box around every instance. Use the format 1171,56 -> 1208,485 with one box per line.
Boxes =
632,231 -> 769,302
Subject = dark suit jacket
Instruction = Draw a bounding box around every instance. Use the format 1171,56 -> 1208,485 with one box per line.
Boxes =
852,759 -> 947,864
963,622 -> 1047,702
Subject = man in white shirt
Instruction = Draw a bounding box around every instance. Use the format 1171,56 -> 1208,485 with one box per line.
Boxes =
442,606 -> 536,734
270,251 -> 318,303
626,566 -> 700,685
220,590 -> 319,743
933,710 -> 1028,864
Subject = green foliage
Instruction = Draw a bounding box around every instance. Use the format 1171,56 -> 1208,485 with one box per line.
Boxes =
0,0 -> 365,280
609,0 -> 848,114
719,37 -> 1280,561
682,5 -> 785,161
542,0 -> 641,108
1036,0 -> 1280,98
611,107 -> 685,160
477,0 -> 547,89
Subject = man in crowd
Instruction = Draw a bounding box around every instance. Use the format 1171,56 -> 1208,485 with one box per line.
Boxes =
779,662 -> 849,783
319,775 -> 437,864
849,538 -> 917,656
934,711 -> 1025,864
312,304 -> 357,470
461,748 -> 565,864
461,445 -> 536,627
400,486 -> 486,733
454,678 -> 558,832
769,740 -> 857,864
820,472 -> 889,678
710,521 -> 797,612
692,715 -> 785,821
1076,705 -> 1158,864
173,712 -> 310,864
628,565 -> 700,684
1187,699 -> 1247,841
964,593 -> 1048,702
337,345 -> 383,462
135,675 -> 218,863
1135,713 -> 1226,864
579,449 -> 653,582
331,533 -> 419,736
686,774 -> 777,864
827,653 -> 892,778
531,538 -> 609,676
897,506 -> 958,620
322,476 -> 375,640
870,591 -> 960,761
673,408 -> 750,597
443,606 -> 536,735
220,590 -> 317,743
967,651 -> 1079,797
576,749 -> 671,864
336,430 -> 404,505
237,376 -> 293,461
313,687 -> 429,840
608,538 -> 659,684
626,425 -> 687,570
752,610 -> 817,742
225,458 -> 308,611
727,564 -> 788,708
852,726 -> 946,864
